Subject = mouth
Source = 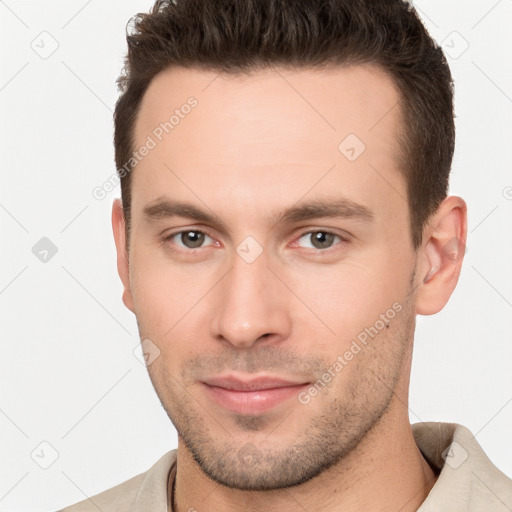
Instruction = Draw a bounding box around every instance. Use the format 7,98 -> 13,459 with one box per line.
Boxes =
201,374 -> 310,415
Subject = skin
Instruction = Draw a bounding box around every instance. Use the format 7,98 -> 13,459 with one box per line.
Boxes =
112,64 -> 467,511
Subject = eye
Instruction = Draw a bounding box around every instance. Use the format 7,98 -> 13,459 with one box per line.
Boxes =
295,230 -> 347,251
164,230 -> 215,250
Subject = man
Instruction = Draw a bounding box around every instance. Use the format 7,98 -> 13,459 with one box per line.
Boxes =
60,0 -> 512,510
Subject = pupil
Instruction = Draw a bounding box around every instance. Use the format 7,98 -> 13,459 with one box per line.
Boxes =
183,231 -> 204,248
312,232 -> 333,249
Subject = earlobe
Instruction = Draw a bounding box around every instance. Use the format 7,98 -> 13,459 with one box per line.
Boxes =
415,196 -> 467,315
111,198 -> 135,313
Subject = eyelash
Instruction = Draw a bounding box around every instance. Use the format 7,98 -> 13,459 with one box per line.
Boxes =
161,228 -> 349,254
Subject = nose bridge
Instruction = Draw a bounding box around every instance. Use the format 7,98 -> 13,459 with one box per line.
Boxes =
211,248 -> 290,348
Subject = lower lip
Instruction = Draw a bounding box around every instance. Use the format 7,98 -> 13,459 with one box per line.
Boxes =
202,382 -> 309,415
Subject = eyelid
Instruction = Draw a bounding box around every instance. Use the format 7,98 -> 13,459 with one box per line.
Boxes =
161,227 -> 351,253
290,228 -> 351,251
296,227 -> 351,241
161,227 -> 218,251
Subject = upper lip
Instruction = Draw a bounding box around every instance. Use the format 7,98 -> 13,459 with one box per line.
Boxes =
202,374 -> 310,391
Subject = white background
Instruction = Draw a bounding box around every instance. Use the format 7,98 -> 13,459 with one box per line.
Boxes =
1,1 -> 511,510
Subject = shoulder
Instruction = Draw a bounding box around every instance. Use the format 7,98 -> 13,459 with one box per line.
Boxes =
57,449 -> 177,512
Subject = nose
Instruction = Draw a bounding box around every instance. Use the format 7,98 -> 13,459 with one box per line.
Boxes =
210,250 -> 292,349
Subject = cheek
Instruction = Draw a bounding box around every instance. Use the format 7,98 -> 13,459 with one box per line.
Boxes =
129,248 -> 200,330
283,253 -> 410,351
128,250 -> 223,371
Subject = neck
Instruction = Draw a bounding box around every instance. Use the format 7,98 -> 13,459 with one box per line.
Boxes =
173,402 -> 438,512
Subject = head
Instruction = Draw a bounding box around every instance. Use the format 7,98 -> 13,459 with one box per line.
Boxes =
112,0 -> 467,491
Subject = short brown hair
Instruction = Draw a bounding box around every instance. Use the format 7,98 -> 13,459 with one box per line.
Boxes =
114,0 -> 454,250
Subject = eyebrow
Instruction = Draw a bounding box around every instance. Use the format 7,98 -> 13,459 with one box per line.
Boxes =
142,196 -> 374,230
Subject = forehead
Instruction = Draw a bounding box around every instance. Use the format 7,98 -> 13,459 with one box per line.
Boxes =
135,63 -> 403,157
131,64 -> 406,227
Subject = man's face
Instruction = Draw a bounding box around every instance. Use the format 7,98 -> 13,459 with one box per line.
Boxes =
121,64 -> 420,489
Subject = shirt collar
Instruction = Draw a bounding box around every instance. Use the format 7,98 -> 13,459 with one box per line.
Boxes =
138,422 -> 512,511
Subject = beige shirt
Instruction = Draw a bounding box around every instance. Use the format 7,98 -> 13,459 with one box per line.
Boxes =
58,422 -> 512,511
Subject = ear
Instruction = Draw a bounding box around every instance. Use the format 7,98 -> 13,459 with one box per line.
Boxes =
112,198 -> 135,313
415,196 -> 468,315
